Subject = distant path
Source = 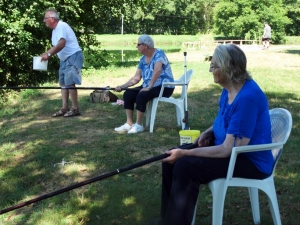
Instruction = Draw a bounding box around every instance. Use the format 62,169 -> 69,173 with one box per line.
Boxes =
239,44 -> 299,52
168,45 -> 300,62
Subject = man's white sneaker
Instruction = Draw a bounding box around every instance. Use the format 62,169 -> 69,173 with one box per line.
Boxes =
114,123 -> 132,132
128,123 -> 144,134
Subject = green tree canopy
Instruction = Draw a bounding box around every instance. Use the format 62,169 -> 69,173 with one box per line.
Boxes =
284,0 -> 300,35
100,0 -> 217,35
0,0 -> 136,88
214,0 -> 290,43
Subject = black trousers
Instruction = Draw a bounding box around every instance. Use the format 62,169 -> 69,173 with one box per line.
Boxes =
161,144 -> 270,225
123,86 -> 174,113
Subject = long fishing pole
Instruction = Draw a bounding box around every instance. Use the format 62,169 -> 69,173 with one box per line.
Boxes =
183,51 -> 190,130
0,153 -> 169,215
0,86 -> 141,91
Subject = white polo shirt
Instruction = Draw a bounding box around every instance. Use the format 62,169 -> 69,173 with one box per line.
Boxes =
52,21 -> 81,61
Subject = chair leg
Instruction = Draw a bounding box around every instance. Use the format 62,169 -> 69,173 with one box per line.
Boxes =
266,190 -> 282,225
208,180 -> 227,225
149,98 -> 159,133
191,201 -> 198,225
146,100 -> 153,128
174,103 -> 185,129
248,187 -> 261,224
175,105 -> 181,127
211,191 -> 225,225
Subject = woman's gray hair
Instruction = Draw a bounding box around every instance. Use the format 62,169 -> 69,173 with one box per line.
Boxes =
138,34 -> 154,48
213,44 -> 251,83
45,9 -> 60,21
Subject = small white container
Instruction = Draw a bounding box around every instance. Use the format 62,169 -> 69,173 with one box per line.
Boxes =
33,56 -> 48,71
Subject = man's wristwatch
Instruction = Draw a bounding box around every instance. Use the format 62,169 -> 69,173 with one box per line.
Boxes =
47,52 -> 51,57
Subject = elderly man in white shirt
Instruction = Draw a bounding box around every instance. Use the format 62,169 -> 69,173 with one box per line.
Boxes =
41,9 -> 84,117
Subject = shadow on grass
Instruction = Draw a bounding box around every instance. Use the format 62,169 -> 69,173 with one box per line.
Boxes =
282,49 -> 300,55
0,83 -> 299,224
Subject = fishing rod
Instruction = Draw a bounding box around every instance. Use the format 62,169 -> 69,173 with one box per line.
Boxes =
0,153 -> 169,215
0,143 -> 198,215
183,52 -> 190,130
0,86 -> 142,91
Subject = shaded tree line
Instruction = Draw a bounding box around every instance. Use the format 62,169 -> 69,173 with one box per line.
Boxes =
98,0 -> 299,43
0,0 -> 299,92
100,0 -> 216,35
0,0 -> 137,90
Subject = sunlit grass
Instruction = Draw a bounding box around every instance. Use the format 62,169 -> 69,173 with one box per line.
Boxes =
1,37 -> 300,224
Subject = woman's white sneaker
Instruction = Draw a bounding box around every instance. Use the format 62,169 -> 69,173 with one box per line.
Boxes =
114,123 -> 132,132
128,123 -> 144,134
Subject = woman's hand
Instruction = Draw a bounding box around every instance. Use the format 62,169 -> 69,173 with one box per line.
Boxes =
115,86 -> 123,92
162,149 -> 184,164
140,87 -> 152,92
194,132 -> 214,147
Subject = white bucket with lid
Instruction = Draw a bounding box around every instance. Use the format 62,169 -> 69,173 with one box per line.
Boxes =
33,56 -> 48,71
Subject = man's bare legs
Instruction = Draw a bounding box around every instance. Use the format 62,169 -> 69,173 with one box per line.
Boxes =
61,86 -> 69,110
68,87 -> 79,109
263,40 -> 270,50
63,84 -> 80,117
265,40 -> 270,49
61,84 -> 78,109
52,84 -> 80,117
52,84 -> 70,117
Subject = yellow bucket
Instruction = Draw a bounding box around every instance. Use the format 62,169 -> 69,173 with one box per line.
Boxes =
179,130 -> 200,145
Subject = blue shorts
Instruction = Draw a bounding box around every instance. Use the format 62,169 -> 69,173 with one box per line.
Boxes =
59,51 -> 84,86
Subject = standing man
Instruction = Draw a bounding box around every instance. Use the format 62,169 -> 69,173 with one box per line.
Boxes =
262,22 -> 271,50
41,9 -> 84,117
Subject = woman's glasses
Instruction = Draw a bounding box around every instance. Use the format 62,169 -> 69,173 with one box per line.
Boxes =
210,64 -> 220,70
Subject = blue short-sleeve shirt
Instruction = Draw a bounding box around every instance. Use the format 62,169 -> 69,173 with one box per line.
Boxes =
213,79 -> 274,174
138,49 -> 174,88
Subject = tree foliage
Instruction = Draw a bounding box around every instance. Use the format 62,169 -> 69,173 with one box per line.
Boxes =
0,0 -> 136,88
0,0 -> 299,91
214,0 -> 290,43
284,0 -> 300,35
99,0 -> 218,35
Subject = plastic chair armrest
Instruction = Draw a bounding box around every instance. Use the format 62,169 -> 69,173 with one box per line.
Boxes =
162,81 -> 185,86
157,82 -> 185,98
234,142 -> 284,154
226,142 -> 284,181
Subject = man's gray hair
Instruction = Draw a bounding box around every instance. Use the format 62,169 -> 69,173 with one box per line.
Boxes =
46,9 -> 60,21
138,34 -> 154,48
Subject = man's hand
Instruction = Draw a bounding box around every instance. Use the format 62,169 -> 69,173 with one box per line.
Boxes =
40,52 -> 50,61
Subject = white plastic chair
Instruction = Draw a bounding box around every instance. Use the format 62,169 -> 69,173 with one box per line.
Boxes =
192,108 -> 293,225
146,69 -> 194,133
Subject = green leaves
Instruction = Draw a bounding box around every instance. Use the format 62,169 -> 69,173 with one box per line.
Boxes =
214,0 -> 289,43
0,0 -> 112,90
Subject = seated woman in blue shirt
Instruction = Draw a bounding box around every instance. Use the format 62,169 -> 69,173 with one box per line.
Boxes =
114,34 -> 174,134
154,44 -> 273,225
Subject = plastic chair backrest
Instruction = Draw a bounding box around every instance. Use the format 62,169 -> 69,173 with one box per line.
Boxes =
269,108 -> 293,172
176,70 -> 194,84
175,70 -> 194,99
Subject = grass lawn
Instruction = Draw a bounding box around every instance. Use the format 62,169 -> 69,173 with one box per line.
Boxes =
0,36 -> 300,225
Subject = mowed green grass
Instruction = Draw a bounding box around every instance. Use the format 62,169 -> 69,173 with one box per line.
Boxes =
0,36 -> 300,225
